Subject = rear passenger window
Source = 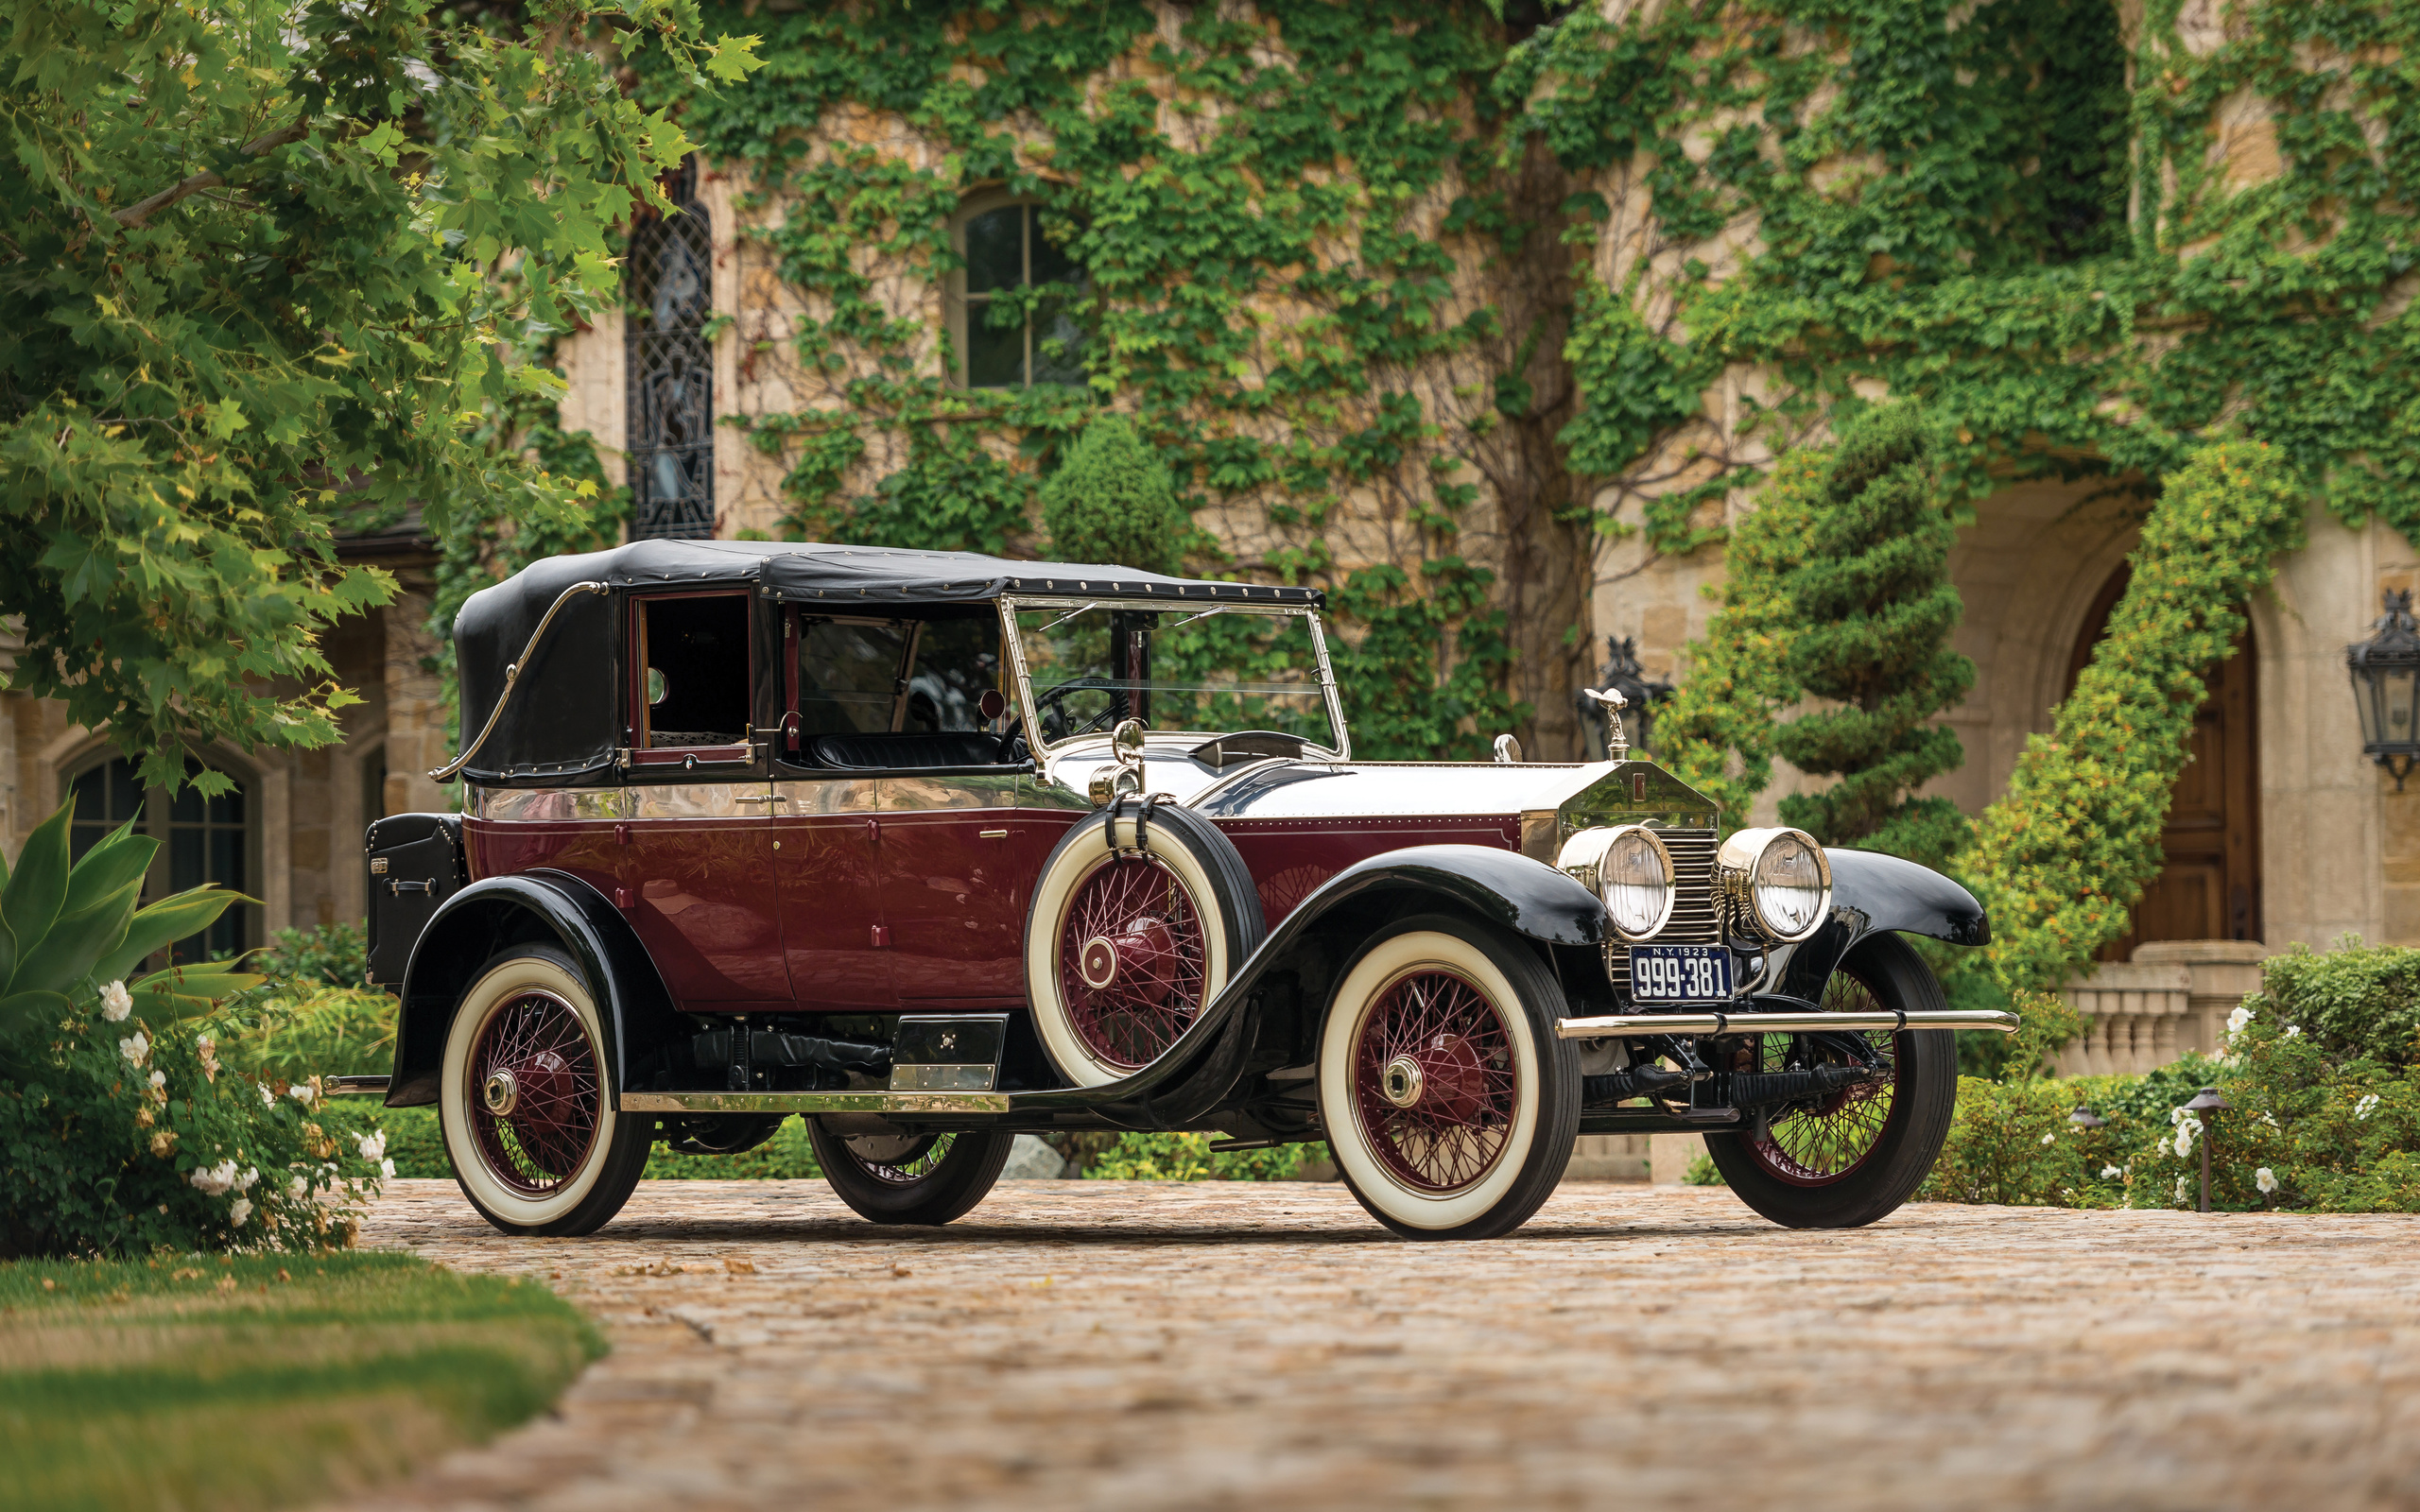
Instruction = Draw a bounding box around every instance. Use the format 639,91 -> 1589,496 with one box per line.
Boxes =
797,619 -> 908,734
638,594 -> 751,748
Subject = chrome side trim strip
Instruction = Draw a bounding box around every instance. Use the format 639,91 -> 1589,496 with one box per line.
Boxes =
1555,1008 -> 2020,1040
621,1091 -> 1013,1115
476,786 -> 633,821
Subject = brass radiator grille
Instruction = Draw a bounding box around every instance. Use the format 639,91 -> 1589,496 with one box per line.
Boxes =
1603,827 -> 1721,995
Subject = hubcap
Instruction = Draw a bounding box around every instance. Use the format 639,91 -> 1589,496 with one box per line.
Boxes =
483,1069 -> 520,1116
1381,1055 -> 1425,1108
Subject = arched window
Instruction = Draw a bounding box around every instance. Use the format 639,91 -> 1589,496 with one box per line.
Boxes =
65,755 -> 258,963
950,195 -> 1087,388
626,158 -> 715,541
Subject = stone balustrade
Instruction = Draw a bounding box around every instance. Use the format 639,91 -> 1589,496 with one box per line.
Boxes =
2056,939 -> 2270,1077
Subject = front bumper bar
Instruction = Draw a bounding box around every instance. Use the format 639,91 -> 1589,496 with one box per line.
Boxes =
1555,1008 -> 2020,1040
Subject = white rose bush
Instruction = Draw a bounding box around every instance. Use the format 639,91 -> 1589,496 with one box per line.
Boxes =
0,799 -> 382,1256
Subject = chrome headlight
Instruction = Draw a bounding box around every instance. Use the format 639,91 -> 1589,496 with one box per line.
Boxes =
1715,827 -> 1833,943
1557,824 -> 1676,942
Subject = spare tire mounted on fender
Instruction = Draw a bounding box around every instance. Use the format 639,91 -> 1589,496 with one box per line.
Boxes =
1024,798 -> 1265,1087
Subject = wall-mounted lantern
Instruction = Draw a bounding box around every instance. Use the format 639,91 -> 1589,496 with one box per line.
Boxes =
2347,589 -> 2420,791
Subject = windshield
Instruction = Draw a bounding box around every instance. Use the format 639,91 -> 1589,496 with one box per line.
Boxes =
1006,599 -> 1344,755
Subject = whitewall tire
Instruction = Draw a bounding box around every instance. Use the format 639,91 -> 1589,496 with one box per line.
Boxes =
1317,915 -> 1581,1240
440,945 -> 651,1236
1024,805 -> 1264,1087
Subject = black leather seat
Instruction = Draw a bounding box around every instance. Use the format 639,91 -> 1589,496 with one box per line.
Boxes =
810,731 -> 1012,770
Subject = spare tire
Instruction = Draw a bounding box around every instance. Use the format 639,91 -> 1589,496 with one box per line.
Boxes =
1022,799 -> 1265,1087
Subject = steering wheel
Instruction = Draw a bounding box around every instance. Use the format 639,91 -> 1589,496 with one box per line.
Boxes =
1028,678 -> 1132,743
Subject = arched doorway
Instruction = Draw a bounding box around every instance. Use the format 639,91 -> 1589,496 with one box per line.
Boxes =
2066,565 -> 2261,957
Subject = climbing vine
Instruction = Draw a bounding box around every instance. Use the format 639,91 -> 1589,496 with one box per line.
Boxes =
1962,440 -> 2307,993
632,0 -> 1567,758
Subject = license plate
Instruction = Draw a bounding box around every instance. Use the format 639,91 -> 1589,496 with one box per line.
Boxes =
1630,944 -> 1734,1004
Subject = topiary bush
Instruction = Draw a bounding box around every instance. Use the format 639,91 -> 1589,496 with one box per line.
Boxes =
1041,414 -> 1193,575
1767,405 -> 1976,871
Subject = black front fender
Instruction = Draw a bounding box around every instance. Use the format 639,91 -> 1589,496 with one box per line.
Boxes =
1774,849 -> 1990,1000
386,869 -> 680,1109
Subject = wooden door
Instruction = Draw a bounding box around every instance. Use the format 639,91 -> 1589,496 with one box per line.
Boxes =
2067,566 -> 2262,959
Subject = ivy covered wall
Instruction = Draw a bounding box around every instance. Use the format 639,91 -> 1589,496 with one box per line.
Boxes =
551,0 -> 2418,780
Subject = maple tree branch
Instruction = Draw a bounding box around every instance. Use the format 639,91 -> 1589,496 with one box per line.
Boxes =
114,122 -> 309,228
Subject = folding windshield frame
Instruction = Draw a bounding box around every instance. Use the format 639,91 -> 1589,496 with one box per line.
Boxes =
998,595 -> 1351,762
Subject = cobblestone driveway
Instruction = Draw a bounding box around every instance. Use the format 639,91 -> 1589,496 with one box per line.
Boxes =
347,1178 -> 2420,1512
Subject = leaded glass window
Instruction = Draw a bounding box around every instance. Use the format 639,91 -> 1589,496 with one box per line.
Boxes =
955,199 -> 1086,388
626,159 -> 715,541
66,755 -> 254,963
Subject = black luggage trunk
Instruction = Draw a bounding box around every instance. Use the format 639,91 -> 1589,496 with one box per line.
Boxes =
366,814 -> 466,988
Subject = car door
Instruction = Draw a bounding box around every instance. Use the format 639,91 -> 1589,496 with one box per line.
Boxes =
772,613 -> 910,1011
877,772 -> 1031,1004
618,591 -> 788,1006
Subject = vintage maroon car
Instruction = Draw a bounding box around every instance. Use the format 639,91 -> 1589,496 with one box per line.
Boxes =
355,541 -> 2013,1241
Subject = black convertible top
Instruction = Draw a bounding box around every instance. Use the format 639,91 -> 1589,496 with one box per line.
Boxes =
446,541 -> 1322,785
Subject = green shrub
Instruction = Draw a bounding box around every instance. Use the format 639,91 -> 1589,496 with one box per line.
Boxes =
2253,937 -> 2420,1069
251,921 -> 371,988
1041,414 -> 1192,574
2121,972 -> 2420,1212
0,798 -> 381,1256
214,984 -> 398,1084
1082,1132 -> 1330,1180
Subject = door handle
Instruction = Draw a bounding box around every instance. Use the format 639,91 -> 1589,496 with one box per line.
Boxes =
733,794 -> 786,805
978,829 -> 1010,839
865,817 -> 881,841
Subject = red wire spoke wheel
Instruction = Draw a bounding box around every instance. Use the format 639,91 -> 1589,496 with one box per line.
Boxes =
1739,968 -> 1903,1187
1025,803 -> 1264,1087
1056,854 -> 1208,1071
467,989 -> 601,1194
439,947 -> 652,1238
1316,915 -> 1581,1241
1703,933 -> 1959,1229
1349,969 -> 1518,1194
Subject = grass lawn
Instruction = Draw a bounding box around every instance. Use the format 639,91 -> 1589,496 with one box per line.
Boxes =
0,1251 -> 601,1512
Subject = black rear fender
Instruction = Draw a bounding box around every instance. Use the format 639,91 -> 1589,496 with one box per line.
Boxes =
1774,849 -> 1991,1001
385,869 -> 681,1108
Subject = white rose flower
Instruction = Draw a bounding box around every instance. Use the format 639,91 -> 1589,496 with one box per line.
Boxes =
260,1082 -> 276,1108
235,1166 -> 259,1193
2169,1107 -> 2187,1125
2173,1127 -> 2192,1158
100,981 -> 132,1022
288,1083 -> 317,1108
2355,1093 -> 2381,1122
289,1176 -> 310,1201
188,1160 -> 239,1196
227,1197 -> 252,1227
2100,1164 -> 2123,1179
2285,1025 -> 2301,1039
2256,1167 -> 2278,1194
356,1130 -> 388,1162
118,1030 -> 150,1064
379,1158 -> 396,1180
147,1069 -> 165,1090
2174,1174 -> 2189,1205
2226,1004 -> 2254,1036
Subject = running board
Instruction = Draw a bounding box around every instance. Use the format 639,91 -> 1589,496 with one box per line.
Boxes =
1555,1008 -> 2020,1040
621,1091 -> 1011,1116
